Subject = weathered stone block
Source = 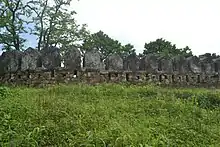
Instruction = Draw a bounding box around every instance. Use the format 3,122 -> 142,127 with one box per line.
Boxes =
199,54 -> 213,74
0,50 -> 23,73
212,57 -> 220,73
41,47 -> 61,69
123,54 -> 140,71
84,50 -> 104,70
187,56 -> 202,73
0,54 -> 3,75
105,54 -> 123,70
158,57 -> 173,73
21,47 -> 41,71
139,54 -> 159,72
64,47 -> 81,70
172,56 -> 189,74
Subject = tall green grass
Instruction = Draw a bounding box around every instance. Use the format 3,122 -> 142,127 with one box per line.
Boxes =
0,84 -> 220,146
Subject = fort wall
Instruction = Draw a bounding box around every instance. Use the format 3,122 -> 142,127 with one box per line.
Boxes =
0,47 -> 220,87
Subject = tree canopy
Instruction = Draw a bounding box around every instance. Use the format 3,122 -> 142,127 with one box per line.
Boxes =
0,1 -> 194,58
0,0 -> 28,51
25,0 -> 89,51
82,30 -> 136,60
0,0 -> 89,51
143,38 -> 193,58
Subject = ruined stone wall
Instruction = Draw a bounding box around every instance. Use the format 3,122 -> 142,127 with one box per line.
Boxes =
1,47 -> 220,87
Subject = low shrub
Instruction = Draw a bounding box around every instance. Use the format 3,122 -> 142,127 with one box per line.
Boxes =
0,86 -> 11,100
0,84 -> 220,146
173,90 -> 195,100
197,92 -> 220,109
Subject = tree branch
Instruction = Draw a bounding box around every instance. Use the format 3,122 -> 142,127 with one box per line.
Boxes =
14,0 -> 21,12
24,4 -> 40,17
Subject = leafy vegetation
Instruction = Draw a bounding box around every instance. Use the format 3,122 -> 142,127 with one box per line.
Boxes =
0,0 -> 89,51
0,84 -> 220,146
143,38 -> 193,58
0,0 -> 28,51
0,0 -> 196,58
0,86 -> 11,100
82,30 -> 136,60
25,0 -> 89,51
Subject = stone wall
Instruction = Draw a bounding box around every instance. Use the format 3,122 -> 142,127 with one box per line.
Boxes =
0,47 -> 220,87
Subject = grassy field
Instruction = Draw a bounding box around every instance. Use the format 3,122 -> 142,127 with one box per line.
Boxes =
0,83 -> 220,146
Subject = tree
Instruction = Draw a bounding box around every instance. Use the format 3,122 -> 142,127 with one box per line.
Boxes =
119,43 -> 136,59
26,0 -> 88,51
181,46 -> 193,58
25,0 -> 49,51
143,38 -> 193,58
47,9 -> 89,51
82,30 -> 136,60
0,0 -> 28,51
43,0 -> 72,49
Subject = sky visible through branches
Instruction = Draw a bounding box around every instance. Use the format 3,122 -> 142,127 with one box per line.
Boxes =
1,0 -> 220,56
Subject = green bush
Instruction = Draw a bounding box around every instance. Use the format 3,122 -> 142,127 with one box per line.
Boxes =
173,90 -> 194,100
197,92 -> 220,109
0,86 -> 11,100
0,84 -> 220,146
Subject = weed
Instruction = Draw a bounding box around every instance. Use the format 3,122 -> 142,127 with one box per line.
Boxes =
0,83 -> 220,146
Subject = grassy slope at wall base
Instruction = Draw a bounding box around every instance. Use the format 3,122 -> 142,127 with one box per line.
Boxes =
0,84 -> 220,146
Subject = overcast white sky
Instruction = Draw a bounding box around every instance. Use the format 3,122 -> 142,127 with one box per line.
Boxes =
0,0 -> 219,56
71,0 -> 220,55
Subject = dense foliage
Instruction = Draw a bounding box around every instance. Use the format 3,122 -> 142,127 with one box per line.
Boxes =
143,38 -> 193,57
0,0 -> 28,51
0,84 -> 220,146
82,30 -> 136,59
0,0 -> 195,58
0,0 -> 89,51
